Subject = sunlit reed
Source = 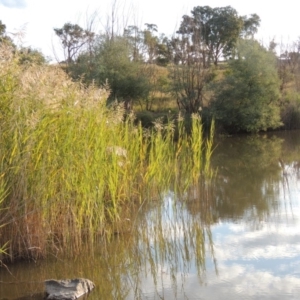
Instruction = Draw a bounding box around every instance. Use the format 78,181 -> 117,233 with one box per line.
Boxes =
0,47 -> 213,262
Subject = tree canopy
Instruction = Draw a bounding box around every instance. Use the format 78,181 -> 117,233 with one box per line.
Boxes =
54,23 -> 95,64
211,39 -> 282,133
3,5 -> 300,132
69,36 -> 151,109
177,6 -> 260,66
0,20 -> 14,46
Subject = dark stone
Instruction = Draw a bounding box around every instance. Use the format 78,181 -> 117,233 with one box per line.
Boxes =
44,278 -> 95,300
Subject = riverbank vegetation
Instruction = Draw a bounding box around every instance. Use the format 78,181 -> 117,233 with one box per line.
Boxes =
1,2 -> 300,263
48,5 -> 300,133
0,43 -> 213,262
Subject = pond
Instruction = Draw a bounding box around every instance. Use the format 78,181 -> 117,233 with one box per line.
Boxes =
1,130 -> 300,300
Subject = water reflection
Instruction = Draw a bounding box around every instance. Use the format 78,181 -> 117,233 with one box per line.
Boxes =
211,135 -> 284,222
127,192 -> 215,299
1,131 -> 300,299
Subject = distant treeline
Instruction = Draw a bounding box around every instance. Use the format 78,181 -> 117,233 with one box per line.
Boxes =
2,5 -> 300,133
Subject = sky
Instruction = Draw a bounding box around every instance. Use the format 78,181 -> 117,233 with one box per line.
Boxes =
1,0 -> 300,61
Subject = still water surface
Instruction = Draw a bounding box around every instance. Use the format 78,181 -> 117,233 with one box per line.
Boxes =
1,130 -> 300,299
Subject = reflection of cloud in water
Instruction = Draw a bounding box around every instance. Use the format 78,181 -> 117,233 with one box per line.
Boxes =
213,211 -> 300,262
197,264 -> 300,300
215,233 -> 300,261
131,208 -> 300,299
134,173 -> 300,299
128,262 -> 300,299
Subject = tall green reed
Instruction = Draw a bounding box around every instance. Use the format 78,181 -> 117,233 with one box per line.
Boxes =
0,47 -> 214,261
0,172 -> 9,263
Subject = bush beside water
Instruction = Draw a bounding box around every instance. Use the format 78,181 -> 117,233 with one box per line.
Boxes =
0,47 -> 213,262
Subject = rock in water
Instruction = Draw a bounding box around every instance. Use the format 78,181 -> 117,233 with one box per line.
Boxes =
45,278 -> 95,299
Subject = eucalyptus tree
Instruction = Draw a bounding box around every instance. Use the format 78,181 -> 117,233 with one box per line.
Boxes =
241,13 -> 261,38
177,6 -> 242,66
54,23 -> 95,64
143,23 -> 159,64
168,6 -> 261,114
177,6 -> 260,66
155,34 -> 172,66
168,32 -> 214,113
124,23 -> 161,64
123,25 -> 144,62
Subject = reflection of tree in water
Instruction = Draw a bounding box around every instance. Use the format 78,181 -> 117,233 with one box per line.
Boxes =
103,131 -> 300,299
81,132 -> 300,299
125,133 -> 300,299
210,136 -> 283,223
4,132 -> 300,300
275,130 -> 300,180
198,133 -> 300,227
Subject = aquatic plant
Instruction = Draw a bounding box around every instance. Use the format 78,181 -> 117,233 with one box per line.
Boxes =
0,46 -> 213,261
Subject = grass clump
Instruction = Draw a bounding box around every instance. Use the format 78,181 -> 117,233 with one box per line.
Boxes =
0,45 -> 213,262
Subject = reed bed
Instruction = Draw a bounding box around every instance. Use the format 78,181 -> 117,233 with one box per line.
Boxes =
0,46 -> 213,262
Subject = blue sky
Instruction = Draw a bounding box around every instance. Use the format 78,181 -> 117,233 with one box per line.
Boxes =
1,0 -> 299,61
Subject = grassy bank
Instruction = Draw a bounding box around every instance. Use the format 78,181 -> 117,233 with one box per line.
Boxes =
0,47 -> 213,262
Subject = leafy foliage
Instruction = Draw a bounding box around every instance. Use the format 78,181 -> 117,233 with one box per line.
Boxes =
177,6 -> 260,66
241,14 -> 261,38
124,24 -> 171,65
0,20 -> 6,37
17,47 -> 47,65
70,36 -> 151,109
0,20 -> 14,47
168,5 -> 261,114
211,39 -> 282,133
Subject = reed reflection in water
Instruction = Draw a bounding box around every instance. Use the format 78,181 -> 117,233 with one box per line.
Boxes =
127,187 -> 215,299
1,130 -> 300,300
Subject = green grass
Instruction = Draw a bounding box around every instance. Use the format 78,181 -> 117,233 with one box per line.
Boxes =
0,46 -> 214,262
